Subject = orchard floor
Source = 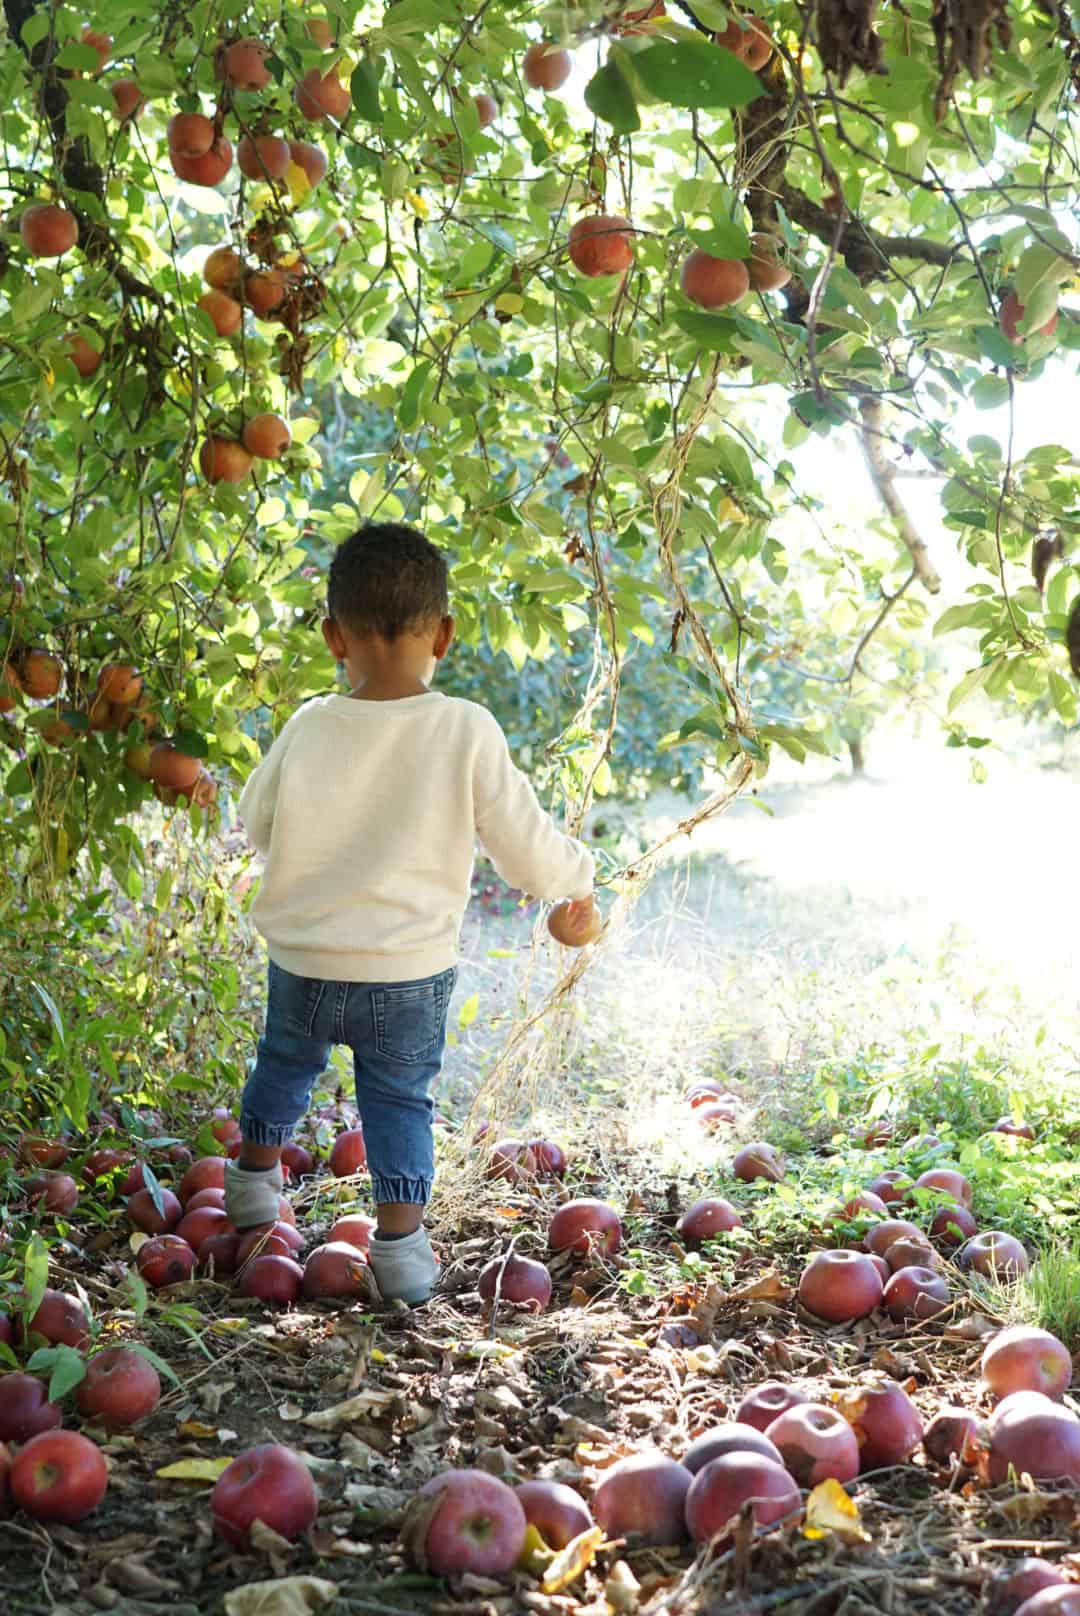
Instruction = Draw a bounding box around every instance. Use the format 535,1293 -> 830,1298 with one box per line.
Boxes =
5,742 -> 1080,1616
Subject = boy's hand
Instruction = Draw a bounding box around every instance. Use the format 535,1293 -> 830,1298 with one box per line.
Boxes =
547,895 -> 601,948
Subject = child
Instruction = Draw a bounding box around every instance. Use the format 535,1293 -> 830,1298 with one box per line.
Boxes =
225,522 -> 597,1304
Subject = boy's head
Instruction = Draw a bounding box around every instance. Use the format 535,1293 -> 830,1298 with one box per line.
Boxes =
323,524 -> 453,689
327,523 -> 450,641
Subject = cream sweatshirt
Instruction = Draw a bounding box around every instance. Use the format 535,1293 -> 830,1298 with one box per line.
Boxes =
237,692 -> 595,982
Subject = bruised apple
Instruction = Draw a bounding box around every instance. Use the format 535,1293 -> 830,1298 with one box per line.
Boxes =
882,1266 -> 950,1322
685,1452 -> 799,1543
10,1430 -> 108,1524
137,1234 -> 197,1287
592,1452 -> 691,1546
799,1249 -> 882,1323
478,1253 -> 552,1311
922,1405 -> 977,1466
411,1469 -> 526,1575
838,1376 -> 923,1471
212,1443 -> 319,1545
764,1403 -> 860,1485
567,216 -> 634,279
25,1289 -> 90,1350
76,1347 -> 161,1430
514,1479 -> 593,1549
548,1198 -> 622,1257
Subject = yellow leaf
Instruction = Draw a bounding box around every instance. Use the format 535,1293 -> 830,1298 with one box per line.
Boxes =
156,1457 -> 233,1483
209,1317 -> 250,1333
284,162 -> 312,207
803,1478 -> 869,1544
542,1526 -> 606,1594
404,190 -> 429,220
515,1522 -> 556,1576
177,1420 -> 221,1439
370,1348 -> 389,1364
128,1231 -> 149,1254
494,292 -> 524,316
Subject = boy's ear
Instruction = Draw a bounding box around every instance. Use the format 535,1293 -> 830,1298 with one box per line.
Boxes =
322,617 -> 348,661
433,615 -> 455,661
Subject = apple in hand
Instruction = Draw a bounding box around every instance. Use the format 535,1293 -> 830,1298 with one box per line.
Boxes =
76,1347 -> 161,1430
409,1469 -> 526,1575
10,1430 -> 108,1523
211,1443 -> 319,1545
547,896 -> 601,947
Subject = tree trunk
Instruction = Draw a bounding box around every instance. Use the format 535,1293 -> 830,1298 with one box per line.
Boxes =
847,736 -> 866,775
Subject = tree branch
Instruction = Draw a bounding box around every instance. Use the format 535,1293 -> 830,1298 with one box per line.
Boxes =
778,180 -> 963,281
859,398 -> 942,594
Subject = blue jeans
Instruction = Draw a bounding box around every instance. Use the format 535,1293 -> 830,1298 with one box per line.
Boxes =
240,961 -> 456,1206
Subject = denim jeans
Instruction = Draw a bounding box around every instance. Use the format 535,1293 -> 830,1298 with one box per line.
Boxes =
240,961 -> 456,1206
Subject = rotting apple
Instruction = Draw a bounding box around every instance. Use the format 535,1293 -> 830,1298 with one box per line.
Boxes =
764,1403 -> 861,1486
838,1376 -> 924,1471
923,1406 -> 978,1466
211,1443 -> 319,1546
10,1430 -> 108,1524
136,1234 -> 198,1288
883,1234 -> 939,1273
591,1451 -> 692,1546
75,1347 -> 160,1431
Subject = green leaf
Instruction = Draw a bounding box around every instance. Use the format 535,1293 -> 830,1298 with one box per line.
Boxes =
172,729 -> 208,759
632,39 -> 763,109
54,41 -> 100,71
31,980 -> 66,1047
1049,668 -> 1077,723
689,221 -> 751,259
28,1343 -> 87,1401
584,58 -> 641,135
933,602 -> 995,637
1014,242 -> 1073,306
20,11 -> 49,45
143,1162 -> 167,1221
947,660 -> 997,714
350,58 -> 383,124
22,1232 -> 50,1328
458,992 -> 479,1029
391,48 -> 436,120
673,310 -> 738,351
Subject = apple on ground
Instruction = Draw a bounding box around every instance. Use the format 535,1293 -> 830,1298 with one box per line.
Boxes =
682,1422 -> 783,1473
127,1185 -> 183,1233
75,1347 -> 161,1430
24,1288 -> 90,1350
329,1128 -> 367,1176
240,1253 -> 305,1306
923,1406 -> 978,1465
732,1142 -> 784,1182
136,1234 -> 198,1287
678,1197 -> 743,1245
478,1253 -> 552,1311
837,1376 -> 924,1470
548,1198 -> 622,1257
735,1382 -> 809,1433
591,1452 -> 692,1546
960,1230 -> 1029,1279
684,1452 -> 800,1543
0,1374 -> 63,1443
10,1430 -> 108,1523
981,1325 -> 1072,1400
986,1561 -> 1070,1616
211,1444 -> 319,1545
514,1479 -> 593,1548
798,1249 -> 882,1323
302,1242 -> 370,1299
407,1469 -> 526,1574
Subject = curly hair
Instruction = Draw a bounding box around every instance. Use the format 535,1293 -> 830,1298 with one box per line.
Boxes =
326,523 -> 450,641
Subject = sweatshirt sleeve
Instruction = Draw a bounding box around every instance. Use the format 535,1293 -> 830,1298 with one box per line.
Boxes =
237,712 -> 302,855
473,713 -> 595,901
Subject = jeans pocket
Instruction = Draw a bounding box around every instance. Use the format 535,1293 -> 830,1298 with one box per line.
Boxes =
268,961 -> 326,1039
373,971 -> 453,1064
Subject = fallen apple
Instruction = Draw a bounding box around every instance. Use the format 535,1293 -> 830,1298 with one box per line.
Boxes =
865,1218 -> 924,1258
548,1198 -> 622,1257
865,1170 -> 914,1206
986,1561 -> 1070,1616
514,1478 -> 593,1548
591,1451 -> 692,1546
682,1422 -> 783,1473
75,1347 -> 161,1431
986,1394 -> 1080,1485
236,1221 -> 305,1268
127,1185 -> 183,1234
837,1375 -> 923,1471
281,1142 -> 315,1178
732,1142 -> 784,1183
959,1230 -> 1029,1281
0,1373 -> 63,1443
179,1156 -> 228,1203
685,1452 -> 800,1543
883,1265 -> 951,1322
981,1326 -> 1072,1401
677,1197 -> 743,1245
329,1128 -> 367,1176
929,1203 -> 977,1247
10,1430 -> 108,1523
883,1234 -> 939,1273
734,1382 -> 809,1434
24,1288 -> 90,1351
764,1402 -> 860,1486
411,1468 -> 526,1575
923,1406 -> 978,1466
136,1234 -> 198,1288
211,1443 -> 319,1546
478,1253 -> 552,1311
992,1118 -> 1036,1142
240,1253 -> 305,1307
302,1241 -> 370,1300
176,1205 -> 233,1254
328,1214 -> 377,1250
25,1172 -> 79,1215
798,1249 -> 883,1323
914,1167 -> 972,1207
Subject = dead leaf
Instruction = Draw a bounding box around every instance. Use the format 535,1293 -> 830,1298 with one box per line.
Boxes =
803,1479 -> 869,1544
727,1269 -> 794,1304
944,1312 -> 1000,1341
343,1482 -> 409,1526
302,1390 -> 396,1431
278,1402 -> 305,1423
155,1457 -> 233,1483
574,1441 -> 636,1469
177,1420 -> 221,1439
338,1433 -> 381,1470
223,1576 -> 339,1615
542,1526 -> 606,1593
568,1286 -> 590,1307
604,1559 -> 641,1612
999,1489 -> 1076,1524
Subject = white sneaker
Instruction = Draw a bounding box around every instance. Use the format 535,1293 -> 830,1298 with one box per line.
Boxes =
224,1160 -> 285,1229
368,1227 -> 437,1306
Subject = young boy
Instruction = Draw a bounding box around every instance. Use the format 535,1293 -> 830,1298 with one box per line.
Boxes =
225,523 -> 598,1304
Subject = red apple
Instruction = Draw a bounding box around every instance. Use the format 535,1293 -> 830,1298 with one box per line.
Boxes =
527,1139 -> 567,1176
592,1452 -> 692,1546
10,1430 -> 108,1523
680,251 -> 749,310
237,133 -> 291,182
294,66 -> 351,121
1013,1590 -> 1080,1616
127,1186 -> 182,1234
211,1443 -> 319,1546
185,1187 -> 227,1212
865,1218 -> 924,1258
923,1406 -> 978,1466
992,1118 -> 1036,1142
240,1254 -> 304,1307
987,1562 -> 1070,1616
236,1221 -> 305,1268
914,1167 -> 972,1207
210,1110 -> 240,1143
76,1348 -> 161,1431
200,1231 -> 241,1275
733,1142 -> 785,1183
685,1452 -> 800,1543
168,112 -> 214,158
567,214 -> 634,278
25,1172 -> 79,1215
136,1234 -> 198,1287
514,1479 -> 593,1549
486,1138 -> 538,1183
735,1382 -> 809,1434
986,1395 -> 1080,1486
20,203 -> 78,259
25,1289 -> 90,1351
678,1197 -> 743,1245
222,36 -> 272,91
696,1101 -> 737,1130
548,1198 -> 622,1257
478,1253 -> 552,1311
764,1403 -> 861,1486
798,1249 -> 883,1323
200,437 -> 252,483
0,1374 -> 62,1443
413,1469 -> 526,1575
1000,289 -> 1059,344
82,1148 -> 129,1184
302,1242 -> 369,1300
959,1230 -> 1029,1280
833,1191 -> 889,1223
868,1252 -> 890,1284
329,1214 -> 377,1249
0,1314 -> 12,1347
929,1203 -> 977,1247
281,1142 -> 315,1178
179,1156 -> 228,1203
883,1235 -> 939,1273
522,42 -> 573,91
883,1266 -> 951,1322
288,140 -> 328,190
682,1423 -> 783,1474
838,1376 -> 924,1471
119,1161 -> 147,1196
866,1170 -> 914,1206
981,1326 -> 1072,1400
329,1128 -> 367,1176
20,1136 -> 69,1169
